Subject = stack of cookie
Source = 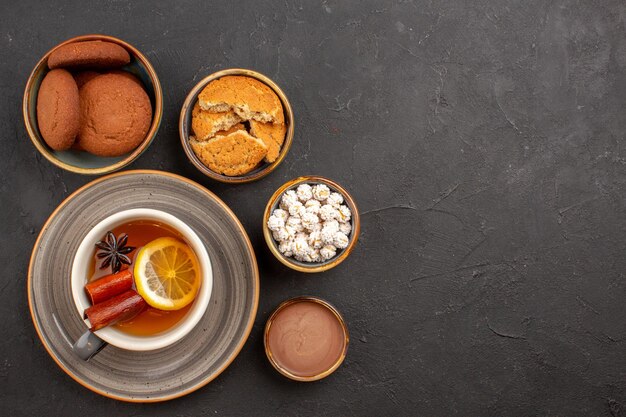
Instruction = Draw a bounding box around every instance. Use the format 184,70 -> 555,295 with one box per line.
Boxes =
190,75 -> 287,176
37,40 -> 152,157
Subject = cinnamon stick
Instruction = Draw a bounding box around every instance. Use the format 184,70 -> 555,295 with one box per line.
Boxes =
84,269 -> 133,305
84,290 -> 146,332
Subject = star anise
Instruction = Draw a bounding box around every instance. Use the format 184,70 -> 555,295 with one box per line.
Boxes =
95,231 -> 135,273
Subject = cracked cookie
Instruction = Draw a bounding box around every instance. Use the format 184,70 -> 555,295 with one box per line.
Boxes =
198,75 -> 284,124
249,120 -> 287,163
190,130 -> 268,176
191,102 -> 241,140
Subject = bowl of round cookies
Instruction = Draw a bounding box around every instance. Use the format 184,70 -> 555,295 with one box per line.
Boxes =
23,34 -> 163,175
179,68 -> 294,183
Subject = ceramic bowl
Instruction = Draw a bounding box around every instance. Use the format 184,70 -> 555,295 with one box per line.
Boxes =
71,208 -> 213,351
179,68 -> 294,183
264,296 -> 349,382
263,176 -> 360,273
23,34 -> 163,175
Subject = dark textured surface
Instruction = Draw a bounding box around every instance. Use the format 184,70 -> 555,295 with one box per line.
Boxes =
1,0 -> 625,415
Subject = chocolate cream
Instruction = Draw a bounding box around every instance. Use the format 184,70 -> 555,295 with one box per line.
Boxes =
267,300 -> 346,377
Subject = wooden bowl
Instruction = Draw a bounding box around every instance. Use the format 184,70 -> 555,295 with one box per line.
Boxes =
179,68 -> 294,183
263,176 -> 360,273
23,34 -> 163,175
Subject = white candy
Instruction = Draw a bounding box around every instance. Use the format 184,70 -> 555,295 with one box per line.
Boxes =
337,205 -> 352,222
284,225 -> 297,240
292,237 -> 310,257
270,183 -> 351,264
273,227 -> 290,242
327,192 -> 344,208
267,215 -> 285,232
272,208 -> 289,222
301,212 -> 320,231
323,220 -> 339,232
280,190 -> 298,209
312,184 -> 331,201
310,248 -> 321,262
321,226 -> 336,245
287,216 -> 304,232
296,184 -> 313,202
304,199 -> 321,215
320,244 -> 337,261
319,204 -> 338,221
308,230 -> 323,249
338,221 -> 352,235
288,202 -> 306,218
278,240 -> 293,256
333,232 -> 350,249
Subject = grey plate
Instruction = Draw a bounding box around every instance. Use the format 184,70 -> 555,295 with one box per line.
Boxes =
28,170 -> 259,402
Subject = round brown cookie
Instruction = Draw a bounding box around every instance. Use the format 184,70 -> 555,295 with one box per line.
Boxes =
74,71 -> 147,151
107,70 -> 145,89
36,69 -> 80,151
78,73 -> 152,157
74,70 -> 144,91
48,41 -> 130,69
73,71 -> 100,89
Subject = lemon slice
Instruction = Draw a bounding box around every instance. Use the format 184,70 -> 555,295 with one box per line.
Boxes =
134,237 -> 201,310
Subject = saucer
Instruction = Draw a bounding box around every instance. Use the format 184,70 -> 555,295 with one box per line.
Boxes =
28,170 -> 259,402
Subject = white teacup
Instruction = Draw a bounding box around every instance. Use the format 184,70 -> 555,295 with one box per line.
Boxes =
71,208 -> 212,353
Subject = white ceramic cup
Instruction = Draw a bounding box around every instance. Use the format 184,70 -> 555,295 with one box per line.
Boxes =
71,208 -> 212,351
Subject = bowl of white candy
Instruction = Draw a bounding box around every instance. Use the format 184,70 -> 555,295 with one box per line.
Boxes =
263,176 -> 360,273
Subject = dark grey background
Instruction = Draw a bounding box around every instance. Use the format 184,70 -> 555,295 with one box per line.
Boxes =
1,0 -> 625,415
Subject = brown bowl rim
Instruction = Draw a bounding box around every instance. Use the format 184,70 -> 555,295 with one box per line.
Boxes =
263,176 -> 360,273
22,34 -> 163,175
179,68 -> 294,184
264,296 -> 349,382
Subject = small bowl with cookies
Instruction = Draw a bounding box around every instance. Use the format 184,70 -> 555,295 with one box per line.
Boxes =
179,68 -> 294,183
23,34 -> 163,175
263,176 -> 360,273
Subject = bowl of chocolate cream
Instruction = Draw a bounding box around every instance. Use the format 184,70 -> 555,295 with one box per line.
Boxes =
264,296 -> 349,381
